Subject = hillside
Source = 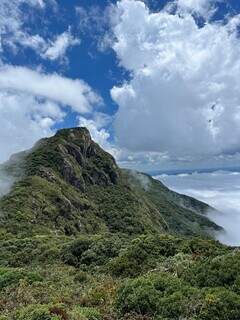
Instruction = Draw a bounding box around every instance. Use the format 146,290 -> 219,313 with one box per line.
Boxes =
0,127 -> 220,238
2,128 -> 240,320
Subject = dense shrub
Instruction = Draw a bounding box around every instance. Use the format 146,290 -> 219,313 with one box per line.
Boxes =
0,237 -> 61,267
182,251 -> 240,288
80,235 -> 125,266
61,234 -> 125,268
71,307 -> 101,320
198,288 -> 240,320
115,273 -> 191,316
61,237 -> 93,267
74,271 -> 89,283
116,272 -> 240,319
0,232 -> 238,319
181,238 -> 228,257
14,304 -> 62,320
108,235 -> 180,277
0,268 -> 42,290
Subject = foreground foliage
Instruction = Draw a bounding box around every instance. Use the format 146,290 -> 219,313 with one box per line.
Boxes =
0,128 -> 232,319
0,232 -> 239,320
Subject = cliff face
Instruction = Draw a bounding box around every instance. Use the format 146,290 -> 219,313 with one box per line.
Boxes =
0,127 -> 221,237
25,128 -> 120,190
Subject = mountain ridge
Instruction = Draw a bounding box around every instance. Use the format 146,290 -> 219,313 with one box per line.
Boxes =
0,127 -> 221,238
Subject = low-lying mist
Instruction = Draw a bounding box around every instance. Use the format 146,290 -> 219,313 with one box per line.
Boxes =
155,170 -> 240,246
0,153 -> 25,199
0,170 -> 15,198
130,170 -> 151,191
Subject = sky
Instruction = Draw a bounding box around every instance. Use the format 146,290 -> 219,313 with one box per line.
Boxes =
1,0 -> 240,172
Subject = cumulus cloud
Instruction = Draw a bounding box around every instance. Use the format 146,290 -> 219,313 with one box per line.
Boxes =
77,113 -> 170,166
42,29 -> 80,61
110,0 -> 240,162
0,66 -> 102,163
176,0 -> 219,18
78,114 -> 121,160
156,170 -> 240,245
0,65 -> 102,113
0,91 -> 64,163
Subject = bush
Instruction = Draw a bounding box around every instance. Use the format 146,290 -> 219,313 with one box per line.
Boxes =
14,304 -> 62,320
61,234 -> 126,268
199,288 -> 240,320
116,271 -> 240,319
61,237 -> 93,267
0,237 -> 61,267
116,272 -> 205,319
181,238 -> 228,257
108,235 -> 180,277
80,279 -> 117,308
0,268 -> 42,290
71,307 -> 101,320
80,235 -> 125,266
74,271 -> 89,283
182,251 -> 240,288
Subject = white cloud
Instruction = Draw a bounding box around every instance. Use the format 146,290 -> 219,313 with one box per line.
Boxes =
0,66 -> 102,163
176,0 -> 219,18
0,0 -> 47,56
0,1 -> 104,164
0,65 -> 102,113
42,30 -> 80,61
0,91 -> 64,163
77,113 -> 169,166
156,170 -> 240,245
0,0 -> 65,62
75,5 -> 114,52
78,114 -> 121,160
78,115 -> 110,147
110,0 -> 240,162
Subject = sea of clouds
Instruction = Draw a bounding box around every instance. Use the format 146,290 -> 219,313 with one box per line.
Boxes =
155,170 -> 240,246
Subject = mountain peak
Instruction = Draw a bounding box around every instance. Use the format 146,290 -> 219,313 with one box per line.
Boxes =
25,127 -> 119,191
0,127 -> 221,237
55,127 -> 92,142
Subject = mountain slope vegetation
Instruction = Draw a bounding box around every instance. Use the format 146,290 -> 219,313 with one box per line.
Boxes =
0,127 -> 220,238
0,127 -> 238,320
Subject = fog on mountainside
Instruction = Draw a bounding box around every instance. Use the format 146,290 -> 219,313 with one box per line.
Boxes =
157,170 -> 240,246
0,171 -> 15,198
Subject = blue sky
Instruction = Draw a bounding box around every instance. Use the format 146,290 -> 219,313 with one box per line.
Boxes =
1,0 -> 240,172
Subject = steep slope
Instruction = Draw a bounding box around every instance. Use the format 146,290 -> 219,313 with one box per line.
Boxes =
0,127 -> 221,238
125,171 -> 220,236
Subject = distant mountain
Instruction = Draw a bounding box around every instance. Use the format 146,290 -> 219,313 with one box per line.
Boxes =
0,127 -> 221,238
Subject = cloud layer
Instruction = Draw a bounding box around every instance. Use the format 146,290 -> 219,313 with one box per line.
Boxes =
110,0 -> 240,160
156,170 -> 240,245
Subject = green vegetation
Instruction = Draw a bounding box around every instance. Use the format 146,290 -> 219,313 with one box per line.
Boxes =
0,233 -> 238,319
0,128 -> 220,238
0,127 -> 234,319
